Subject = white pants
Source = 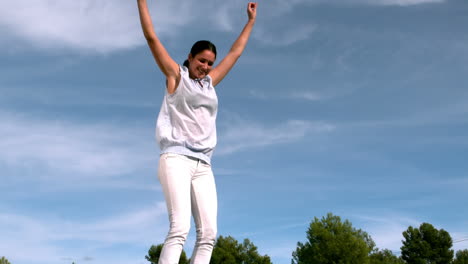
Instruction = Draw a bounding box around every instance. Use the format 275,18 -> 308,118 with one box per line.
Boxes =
158,153 -> 218,264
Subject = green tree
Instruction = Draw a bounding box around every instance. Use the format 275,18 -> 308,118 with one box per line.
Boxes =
400,222 -> 454,264
210,235 -> 272,264
145,244 -> 189,264
454,249 -> 468,264
0,257 -> 11,264
369,249 -> 404,264
292,213 -> 375,264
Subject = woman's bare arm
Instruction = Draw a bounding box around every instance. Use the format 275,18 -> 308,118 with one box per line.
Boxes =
209,2 -> 257,87
137,0 -> 180,94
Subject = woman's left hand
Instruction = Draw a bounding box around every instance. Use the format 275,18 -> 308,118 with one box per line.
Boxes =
247,2 -> 257,21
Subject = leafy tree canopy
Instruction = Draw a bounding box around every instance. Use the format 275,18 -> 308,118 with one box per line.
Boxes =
0,257 -> 11,264
454,249 -> 468,264
145,236 -> 271,264
400,222 -> 454,264
292,212 -> 375,264
210,235 -> 272,264
369,249 -> 404,264
146,244 -> 189,264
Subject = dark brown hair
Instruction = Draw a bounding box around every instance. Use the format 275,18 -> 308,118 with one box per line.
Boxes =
183,40 -> 217,67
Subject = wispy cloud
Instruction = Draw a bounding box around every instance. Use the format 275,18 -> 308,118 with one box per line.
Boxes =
248,89 -> 327,101
372,0 -> 445,6
354,213 -> 468,253
0,110 -> 155,188
297,0 -> 445,6
290,91 -> 325,101
0,0 -> 195,53
217,115 -> 334,155
0,0 -> 445,53
248,89 -> 270,100
452,231 -> 468,252
0,202 -> 167,264
353,214 -> 420,251
255,24 -> 317,47
0,1 -> 137,53
346,98 -> 468,130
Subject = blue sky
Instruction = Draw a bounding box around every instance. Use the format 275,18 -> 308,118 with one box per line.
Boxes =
1,0 -> 467,263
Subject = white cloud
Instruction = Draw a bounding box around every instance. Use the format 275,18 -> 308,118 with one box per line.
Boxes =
0,111 -> 155,185
211,0 -> 243,32
53,202 -> 167,243
248,89 -> 270,100
347,98 -> 468,130
249,89 -> 327,101
255,24 -> 317,47
0,213 -> 60,263
291,91 -> 325,101
0,0 -> 194,53
374,0 -> 445,6
0,202 -> 167,264
452,231 -> 468,252
355,213 -> 467,253
354,214 -> 420,251
0,1 -> 136,53
0,0 -> 445,53
297,0 -> 445,5
217,116 -> 334,155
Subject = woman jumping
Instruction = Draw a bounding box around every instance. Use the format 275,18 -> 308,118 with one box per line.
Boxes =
137,0 -> 257,263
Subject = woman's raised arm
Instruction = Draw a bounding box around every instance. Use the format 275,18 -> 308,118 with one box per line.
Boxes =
137,0 -> 180,93
209,2 -> 257,87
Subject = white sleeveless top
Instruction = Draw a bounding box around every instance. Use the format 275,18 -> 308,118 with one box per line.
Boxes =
156,65 -> 218,164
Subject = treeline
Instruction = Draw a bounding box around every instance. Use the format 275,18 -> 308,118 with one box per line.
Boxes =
146,235 -> 272,264
147,213 -> 468,264
291,213 -> 467,264
2,212 -> 467,264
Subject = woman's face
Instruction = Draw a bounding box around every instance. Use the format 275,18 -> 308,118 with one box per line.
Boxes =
188,49 -> 216,79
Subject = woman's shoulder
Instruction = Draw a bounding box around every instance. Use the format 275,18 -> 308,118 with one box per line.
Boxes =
180,65 -> 189,75
205,74 -> 213,87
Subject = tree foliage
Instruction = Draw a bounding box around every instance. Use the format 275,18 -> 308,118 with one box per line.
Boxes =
454,249 -> 468,264
145,244 -> 189,264
292,213 -> 375,264
0,257 -> 11,264
145,236 -> 271,264
369,249 -> 404,264
210,235 -> 272,264
400,222 -> 454,264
